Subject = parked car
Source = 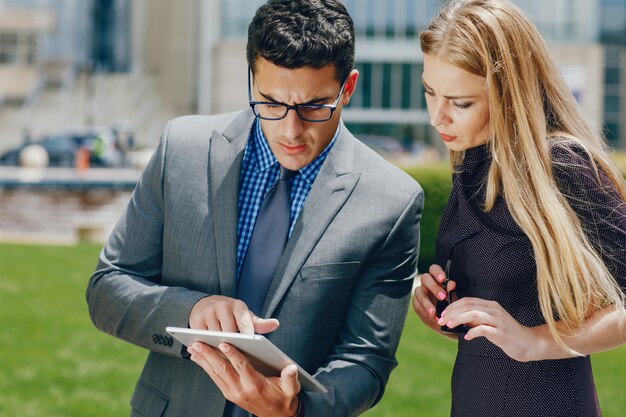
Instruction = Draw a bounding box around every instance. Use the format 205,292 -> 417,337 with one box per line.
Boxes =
0,126 -> 123,168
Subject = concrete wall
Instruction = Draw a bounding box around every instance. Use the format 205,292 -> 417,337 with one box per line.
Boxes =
212,39 -> 247,114
0,189 -> 131,244
550,44 -> 605,129
140,0 -> 199,114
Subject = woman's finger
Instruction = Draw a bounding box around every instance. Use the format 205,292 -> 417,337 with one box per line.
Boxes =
420,273 -> 447,301
463,324 -> 498,342
440,309 -> 494,329
412,286 -> 436,319
428,264 -> 446,283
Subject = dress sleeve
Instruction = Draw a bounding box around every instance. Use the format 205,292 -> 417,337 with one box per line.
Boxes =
550,141 -> 626,293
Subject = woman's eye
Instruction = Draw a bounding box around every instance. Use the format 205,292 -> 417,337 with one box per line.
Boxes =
453,101 -> 472,109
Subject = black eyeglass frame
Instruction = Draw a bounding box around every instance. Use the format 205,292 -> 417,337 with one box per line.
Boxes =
247,67 -> 348,122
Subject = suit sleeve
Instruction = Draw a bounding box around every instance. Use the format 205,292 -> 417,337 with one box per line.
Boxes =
85,122 -> 208,356
301,186 -> 424,417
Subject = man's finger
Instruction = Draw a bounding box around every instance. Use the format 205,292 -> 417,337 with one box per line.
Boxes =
216,308 -> 238,332
252,317 -> 280,334
280,364 -> 300,397
202,314 -> 221,331
219,343 -> 259,381
189,343 -> 231,386
233,302 -> 255,335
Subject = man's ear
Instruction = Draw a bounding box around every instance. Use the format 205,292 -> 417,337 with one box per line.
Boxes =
341,69 -> 360,105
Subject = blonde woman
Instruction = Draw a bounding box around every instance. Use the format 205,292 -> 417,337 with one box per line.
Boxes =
412,0 -> 626,415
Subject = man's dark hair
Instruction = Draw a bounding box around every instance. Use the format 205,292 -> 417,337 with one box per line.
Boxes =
247,0 -> 355,83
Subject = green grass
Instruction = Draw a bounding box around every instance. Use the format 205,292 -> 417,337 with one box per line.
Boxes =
0,243 -> 624,416
0,244 -> 145,417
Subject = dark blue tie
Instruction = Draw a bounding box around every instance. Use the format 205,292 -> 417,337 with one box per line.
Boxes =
237,165 -> 296,315
224,165 -> 296,417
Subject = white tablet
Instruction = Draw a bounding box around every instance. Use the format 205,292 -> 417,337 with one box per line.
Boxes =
166,327 -> 328,393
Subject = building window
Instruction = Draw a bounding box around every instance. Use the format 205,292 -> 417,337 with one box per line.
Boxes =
604,95 -> 620,113
604,122 -> 620,144
352,62 -> 425,110
0,32 -> 37,65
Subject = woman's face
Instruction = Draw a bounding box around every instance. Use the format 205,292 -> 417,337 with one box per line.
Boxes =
422,54 -> 491,152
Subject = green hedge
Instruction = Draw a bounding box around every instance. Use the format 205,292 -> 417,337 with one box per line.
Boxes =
403,164 -> 452,273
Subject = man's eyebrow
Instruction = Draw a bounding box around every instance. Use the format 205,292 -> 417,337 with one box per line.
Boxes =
421,78 -> 478,100
257,89 -> 334,105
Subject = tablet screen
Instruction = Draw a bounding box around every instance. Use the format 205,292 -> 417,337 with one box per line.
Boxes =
166,327 -> 327,393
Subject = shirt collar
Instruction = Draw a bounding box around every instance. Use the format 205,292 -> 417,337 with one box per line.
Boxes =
252,119 -> 277,172
252,118 -> 341,185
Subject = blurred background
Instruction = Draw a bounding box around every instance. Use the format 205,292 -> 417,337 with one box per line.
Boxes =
1,0 -> 624,149
0,1 -> 625,416
0,0 -> 625,243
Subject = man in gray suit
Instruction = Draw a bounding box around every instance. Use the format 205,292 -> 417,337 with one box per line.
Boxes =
86,1 -> 423,416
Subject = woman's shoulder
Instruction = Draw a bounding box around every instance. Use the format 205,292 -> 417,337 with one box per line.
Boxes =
547,134 -> 625,211
547,134 -> 592,167
546,135 -> 605,189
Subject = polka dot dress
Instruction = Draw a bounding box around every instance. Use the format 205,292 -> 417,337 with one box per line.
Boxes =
436,142 -> 626,417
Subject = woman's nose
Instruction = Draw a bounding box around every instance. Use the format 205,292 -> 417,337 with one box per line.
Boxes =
430,102 -> 451,127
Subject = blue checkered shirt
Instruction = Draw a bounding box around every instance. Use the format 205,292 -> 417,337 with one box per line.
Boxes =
236,119 -> 339,278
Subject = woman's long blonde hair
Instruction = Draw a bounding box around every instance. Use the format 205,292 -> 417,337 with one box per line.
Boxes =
420,0 -> 626,353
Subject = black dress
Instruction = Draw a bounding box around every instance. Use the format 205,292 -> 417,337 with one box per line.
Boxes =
436,143 -> 626,417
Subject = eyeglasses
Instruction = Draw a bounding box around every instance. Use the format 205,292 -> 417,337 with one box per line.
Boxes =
247,67 -> 347,122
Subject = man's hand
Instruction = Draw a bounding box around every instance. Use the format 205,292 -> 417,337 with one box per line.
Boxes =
189,295 -> 279,335
188,341 -> 300,417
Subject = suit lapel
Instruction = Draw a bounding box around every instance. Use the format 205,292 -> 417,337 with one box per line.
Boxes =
210,111 -> 254,297
263,123 -> 361,317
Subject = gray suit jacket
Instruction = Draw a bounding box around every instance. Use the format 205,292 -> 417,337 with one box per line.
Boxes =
86,109 -> 423,417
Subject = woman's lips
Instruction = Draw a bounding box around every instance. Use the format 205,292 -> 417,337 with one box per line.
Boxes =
280,143 -> 307,155
440,133 -> 457,143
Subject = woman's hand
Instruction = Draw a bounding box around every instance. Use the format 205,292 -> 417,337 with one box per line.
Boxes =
439,297 -> 541,362
412,264 -> 457,338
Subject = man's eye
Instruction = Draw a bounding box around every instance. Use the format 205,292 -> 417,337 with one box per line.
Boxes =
301,106 -> 325,113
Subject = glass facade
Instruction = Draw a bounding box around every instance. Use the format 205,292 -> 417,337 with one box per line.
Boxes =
600,0 -> 626,145
514,0 -> 600,43
221,0 -> 626,146
3,0 -> 131,71
2,0 -> 623,146
221,0 -> 437,39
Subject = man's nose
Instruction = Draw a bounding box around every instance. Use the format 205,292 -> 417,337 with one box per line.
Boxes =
281,108 -> 305,139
